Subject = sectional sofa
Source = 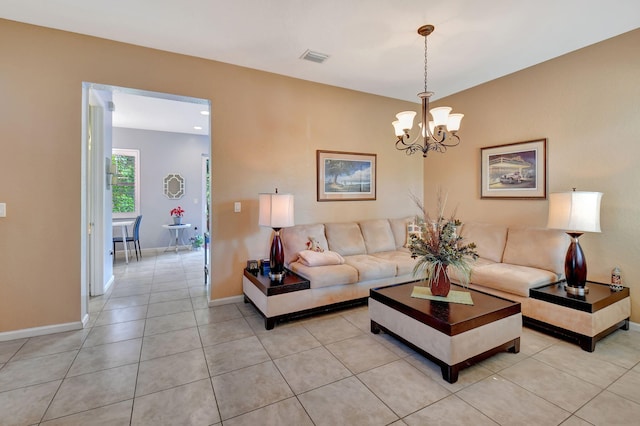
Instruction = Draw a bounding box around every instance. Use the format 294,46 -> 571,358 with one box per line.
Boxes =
244,216 -> 630,346
246,218 -> 573,326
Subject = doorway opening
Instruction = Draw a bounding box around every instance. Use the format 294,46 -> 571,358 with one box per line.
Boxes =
81,83 -> 212,323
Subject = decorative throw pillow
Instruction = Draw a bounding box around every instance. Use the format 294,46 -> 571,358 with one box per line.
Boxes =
306,236 -> 324,252
405,222 -> 422,247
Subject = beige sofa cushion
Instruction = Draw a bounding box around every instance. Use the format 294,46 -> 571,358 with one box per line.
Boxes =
388,217 -> 413,250
325,222 -> 367,256
359,219 -> 396,254
281,224 -> 328,266
502,227 -> 569,275
469,263 -> 559,297
460,222 -> 508,263
371,251 -> 418,276
343,254 -> 397,281
289,262 -> 358,289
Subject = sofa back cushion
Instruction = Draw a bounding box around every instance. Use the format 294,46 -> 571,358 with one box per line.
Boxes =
502,226 -> 569,275
359,219 -> 396,254
460,222 -> 508,263
325,222 -> 367,256
281,224 -> 328,266
388,217 -> 413,250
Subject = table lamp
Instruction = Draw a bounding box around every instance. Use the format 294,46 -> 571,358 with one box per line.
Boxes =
547,189 -> 602,296
259,189 -> 294,282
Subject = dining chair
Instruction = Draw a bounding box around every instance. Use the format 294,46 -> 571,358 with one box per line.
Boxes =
113,215 -> 143,261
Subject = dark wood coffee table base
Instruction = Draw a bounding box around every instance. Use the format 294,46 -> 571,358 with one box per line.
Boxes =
371,320 -> 520,383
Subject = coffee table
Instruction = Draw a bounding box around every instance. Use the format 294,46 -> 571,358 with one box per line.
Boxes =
369,282 -> 521,383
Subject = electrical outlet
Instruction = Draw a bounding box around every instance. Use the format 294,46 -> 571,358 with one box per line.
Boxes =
0,203 -> 6,217
234,202 -> 241,213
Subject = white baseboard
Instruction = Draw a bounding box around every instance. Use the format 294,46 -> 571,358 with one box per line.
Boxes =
209,295 -> 244,307
0,321 -> 84,342
81,313 -> 90,328
629,320 -> 639,333
104,275 -> 115,294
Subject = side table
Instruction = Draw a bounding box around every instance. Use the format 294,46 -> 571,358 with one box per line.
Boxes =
243,268 -> 310,330
527,280 -> 630,352
162,223 -> 191,252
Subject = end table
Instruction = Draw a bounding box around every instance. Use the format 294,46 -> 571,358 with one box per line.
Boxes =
527,280 -> 630,352
242,268 -> 310,330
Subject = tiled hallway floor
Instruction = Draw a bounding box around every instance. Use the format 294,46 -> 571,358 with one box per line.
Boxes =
1,251 -> 640,425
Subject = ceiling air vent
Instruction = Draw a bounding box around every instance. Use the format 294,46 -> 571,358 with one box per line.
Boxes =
300,49 -> 330,64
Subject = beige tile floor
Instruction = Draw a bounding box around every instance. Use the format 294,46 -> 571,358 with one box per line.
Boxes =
1,250 -> 640,425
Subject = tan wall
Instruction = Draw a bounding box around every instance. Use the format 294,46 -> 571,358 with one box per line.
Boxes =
426,29 -> 640,322
0,19 -> 421,333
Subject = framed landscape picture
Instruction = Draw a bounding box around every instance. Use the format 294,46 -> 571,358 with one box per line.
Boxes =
317,150 -> 376,201
480,139 -> 547,199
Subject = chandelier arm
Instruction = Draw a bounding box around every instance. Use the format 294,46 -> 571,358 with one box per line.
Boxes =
437,133 -> 461,148
398,132 -> 425,148
395,140 -> 428,157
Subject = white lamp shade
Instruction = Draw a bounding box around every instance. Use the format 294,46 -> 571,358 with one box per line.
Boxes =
391,120 -> 404,137
447,113 -> 464,131
395,111 -> 416,130
259,193 -> 294,228
429,106 -> 452,127
547,191 -> 602,233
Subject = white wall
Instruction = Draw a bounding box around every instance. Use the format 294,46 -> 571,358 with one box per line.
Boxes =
113,128 -> 209,250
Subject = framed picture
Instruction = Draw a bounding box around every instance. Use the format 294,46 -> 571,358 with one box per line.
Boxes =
317,150 -> 376,201
480,139 -> 547,199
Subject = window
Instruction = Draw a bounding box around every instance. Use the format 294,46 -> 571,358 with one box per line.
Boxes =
112,149 -> 140,218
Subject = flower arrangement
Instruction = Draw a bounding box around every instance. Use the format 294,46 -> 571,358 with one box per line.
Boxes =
408,191 -> 478,292
170,206 -> 185,218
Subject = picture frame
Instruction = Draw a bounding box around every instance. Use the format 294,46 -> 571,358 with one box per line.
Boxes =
317,150 -> 376,201
480,139 -> 547,199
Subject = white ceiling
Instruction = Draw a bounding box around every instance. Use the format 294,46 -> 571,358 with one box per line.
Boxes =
3,0 -> 639,135
110,91 -> 211,136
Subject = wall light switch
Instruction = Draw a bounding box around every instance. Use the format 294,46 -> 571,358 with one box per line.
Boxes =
0,203 -> 5,217
234,202 -> 241,213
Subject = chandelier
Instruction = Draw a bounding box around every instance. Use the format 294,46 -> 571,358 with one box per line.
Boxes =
392,25 -> 464,158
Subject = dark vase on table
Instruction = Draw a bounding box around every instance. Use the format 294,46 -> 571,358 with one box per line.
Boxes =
430,264 -> 451,297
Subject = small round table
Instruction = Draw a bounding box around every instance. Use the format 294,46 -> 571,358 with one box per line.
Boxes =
162,223 -> 191,252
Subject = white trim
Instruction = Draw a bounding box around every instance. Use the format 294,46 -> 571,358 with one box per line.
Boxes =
209,295 -> 244,307
629,321 -> 640,333
104,275 -> 115,294
0,321 -> 84,342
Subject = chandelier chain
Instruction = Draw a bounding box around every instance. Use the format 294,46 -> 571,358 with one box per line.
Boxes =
424,34 -> 428,93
